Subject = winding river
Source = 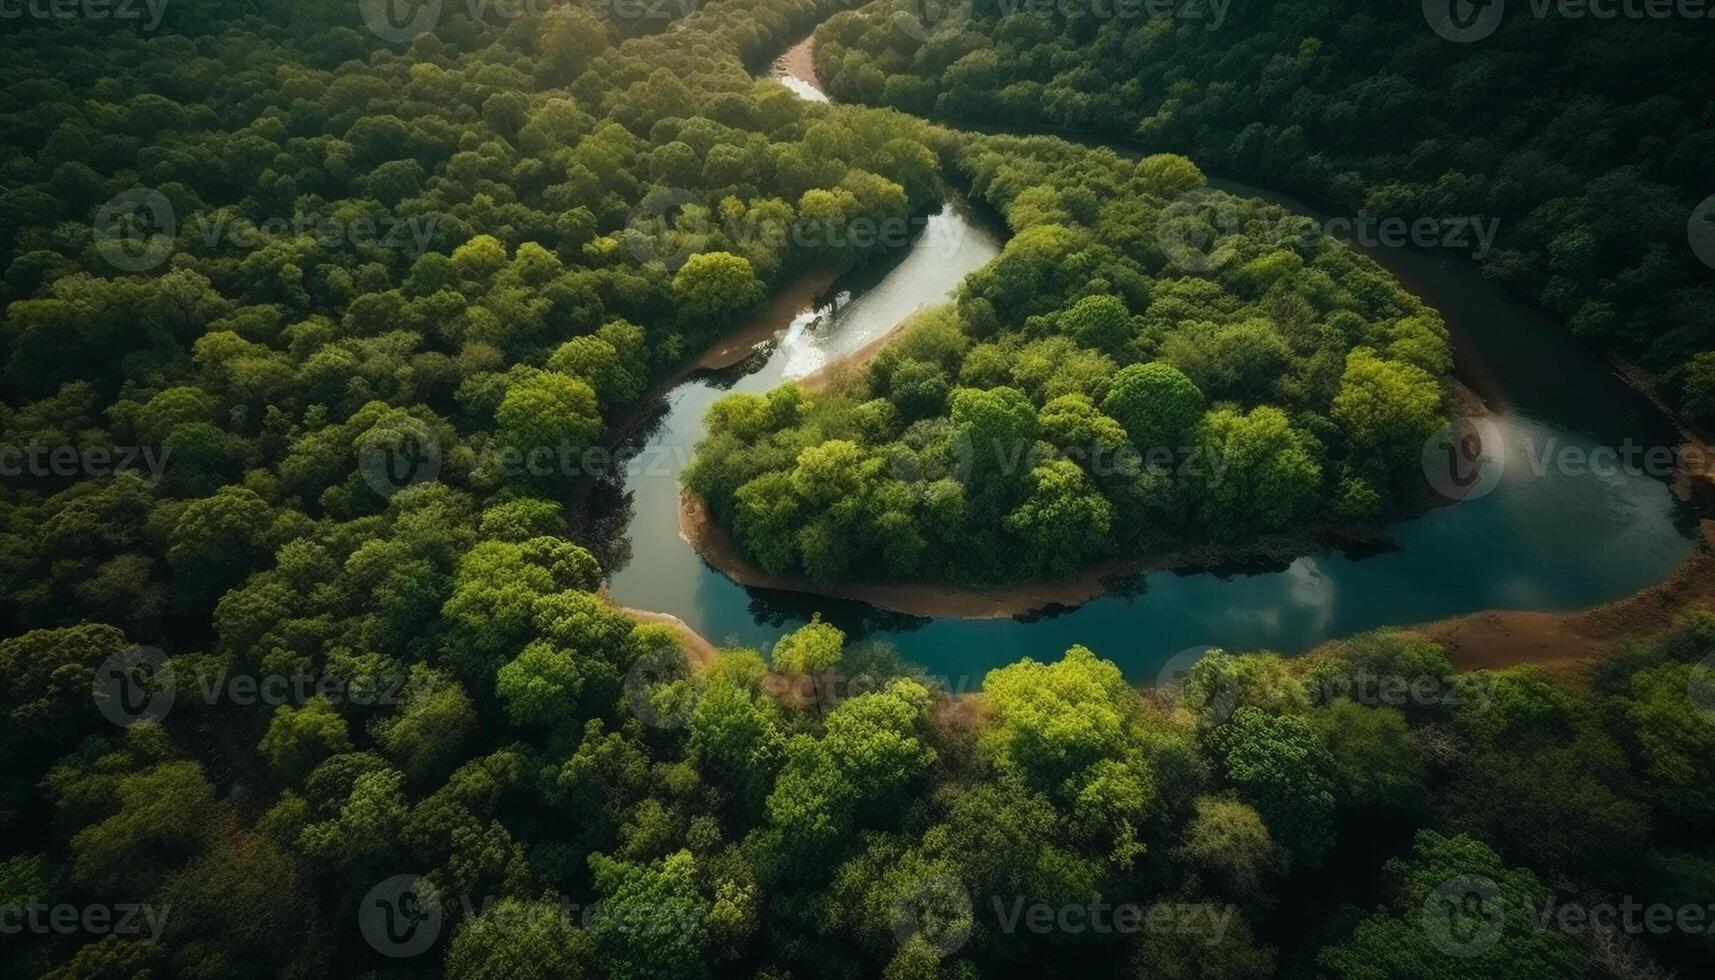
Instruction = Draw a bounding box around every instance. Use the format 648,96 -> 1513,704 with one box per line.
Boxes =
598,38 -> 1697,682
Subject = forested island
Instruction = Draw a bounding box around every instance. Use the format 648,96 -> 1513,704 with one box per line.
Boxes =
2,1 -> 1713,979
686,135 -> 1456,586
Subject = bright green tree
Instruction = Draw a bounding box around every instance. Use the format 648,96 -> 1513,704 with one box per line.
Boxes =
1330,348 -> 1444,483
771,614 -> 845,713
1102,362 -> 1204,451
672,252 -> 762,329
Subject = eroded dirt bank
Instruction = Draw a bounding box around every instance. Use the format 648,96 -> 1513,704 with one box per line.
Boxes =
1403,520 -> 1715,673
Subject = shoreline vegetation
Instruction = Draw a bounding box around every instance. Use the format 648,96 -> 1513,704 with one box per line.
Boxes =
625,29 -> 1715,677
684,151 -> 1470,592
596,267 -> 842,454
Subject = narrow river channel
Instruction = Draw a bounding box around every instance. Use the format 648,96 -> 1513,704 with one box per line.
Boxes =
598,37 -> 1696,682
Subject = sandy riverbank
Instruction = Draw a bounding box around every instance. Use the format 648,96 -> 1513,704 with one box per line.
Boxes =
774,35 -> 820,91
609,595 -> 720,665
1398,519 -> 1715,674
642,509 -> 1715,682
796,304 -> 945,393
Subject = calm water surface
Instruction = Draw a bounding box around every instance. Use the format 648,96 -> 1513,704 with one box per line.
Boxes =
598,50 -> 1695,682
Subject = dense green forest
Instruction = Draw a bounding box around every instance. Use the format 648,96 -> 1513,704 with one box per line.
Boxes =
0,0 -> 936,638
686,135 -> 1455,585
2,0 -> 1713,978
811,0 -> 1715,426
